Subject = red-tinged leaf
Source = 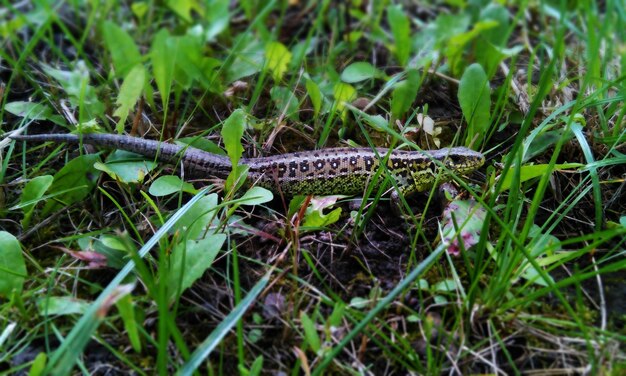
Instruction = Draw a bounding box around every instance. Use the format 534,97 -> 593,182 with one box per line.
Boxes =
97,284 -> 135,319
440,200 -> 486,256
64,249 -> 108,268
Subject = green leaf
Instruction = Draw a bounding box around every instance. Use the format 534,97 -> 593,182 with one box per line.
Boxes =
28,352 -> 47,376
479,4 -> 510,47
20,175 -> 53,228
101,21 -> 142,77
90,234 -> 133,269
176,137 -> 226,155
333,82 -> 356,114
151,29 -> 175,110
42,62 -> 105,119
170,194 -> 219,240
302,196 -> 343,228
221,109 -> 246,166
149,176 -> 197,196
476,41 -> 523,78
523,128 -> 573,163
0,231 -> 27,297
42,154 -> 101,215
249,356 -> 264,376
458,63 -> 491,146
37,296 -> 89,316
303,207 -> 342,228
174,34 -> 222,90
341,62 -> 380,83
391,69 -> 420,119
205,0 -> 230,41
265,41 -> 292,82
440,200 -> 487,256
446,20 -> 498,76
168,234 -> 226,301
386,5 -> 411,66
239,186 -> 273,206
305,79 -> 323,117
131,2 -> 148,18
221,109 -> 246,164
270,86 -> 299,121
113,64 -> 145,133
116,294 -> 142,352
166,0 -> 203,22
432,279 -> 458,292
300,312 -> 321,353
226,35 -> 265,83
499,163 -> 584,191
4,101 -> 64,125
94,150 -> 157,184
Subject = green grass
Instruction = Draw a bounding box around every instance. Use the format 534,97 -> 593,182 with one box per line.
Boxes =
1,1 -> 626,375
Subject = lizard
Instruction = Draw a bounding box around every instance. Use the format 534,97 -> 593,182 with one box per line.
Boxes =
10,133 -> 485,202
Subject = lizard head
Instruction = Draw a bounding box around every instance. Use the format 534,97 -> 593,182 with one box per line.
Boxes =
406,147 -> 485,193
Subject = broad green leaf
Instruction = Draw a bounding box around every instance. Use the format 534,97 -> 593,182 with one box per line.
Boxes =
476,41 -> 523,78
327,302 -> 346,327
42,62 -> 105,119
114,64 -> 145,133
42,154 -> 101,215
149,176 -> 197,196
479,4 -> 510,47
446,20 -> 498,76
362,114 -> 389,132
305,79 -> 323,117
221,109 -> 246,164
90,234 -> 135,269
94,150 -> 157,183
387,5 -> 411,66
265,41 -> 292,82
226,34 -> 265,83
225,164 -> 249,193
270,86 -> 299,121
333,82 -> 356,114
303,196 -> 344,228
166,0 -> 203,22
239,186 -> 273,206
499,163 -> 584,191
221,108 -> 246,167
168,234 -> 226,301
458,63 -> 491,146
20,175 -> 54,228
174,34 -> 222,90
176,137 -> 226,155
101,21 -> 142,77
432,279 -> 458,292
341,62 -> 380,83
116,294 -> 142,352
151,29 -> 175,109
28,352 -> 47,376
170,194 -> 219,240
391,69 -> 420,119
37,296 -> 89,316
523,128 -> 573,163
303,207 -> 342,228
131,2 -> 149,18
431,13 -> 470,47
300,312 -> 321,352
4,101 -> 64,125
0,231 -> 27,297
205,0 -> 230,41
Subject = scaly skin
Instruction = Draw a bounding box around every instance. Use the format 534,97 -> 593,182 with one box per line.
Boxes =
11,133 -> 485,198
